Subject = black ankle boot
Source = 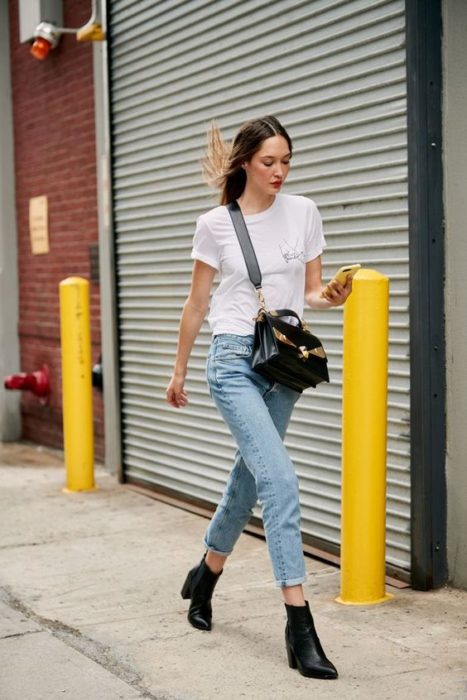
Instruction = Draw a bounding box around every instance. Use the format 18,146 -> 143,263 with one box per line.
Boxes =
284,601 -> 338,679
180,554 -> 222,631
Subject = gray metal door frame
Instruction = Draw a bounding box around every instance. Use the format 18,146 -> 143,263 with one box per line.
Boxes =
406,0 -> 447,590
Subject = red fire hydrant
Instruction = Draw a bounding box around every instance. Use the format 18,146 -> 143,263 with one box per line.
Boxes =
4,365 -> 51,404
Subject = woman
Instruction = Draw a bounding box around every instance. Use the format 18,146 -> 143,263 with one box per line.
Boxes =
166,116 -> 352,680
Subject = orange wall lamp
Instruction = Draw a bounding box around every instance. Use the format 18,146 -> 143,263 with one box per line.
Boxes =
19,0 -> 105,61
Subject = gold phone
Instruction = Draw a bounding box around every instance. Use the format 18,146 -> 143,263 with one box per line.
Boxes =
321,264 -> 361,297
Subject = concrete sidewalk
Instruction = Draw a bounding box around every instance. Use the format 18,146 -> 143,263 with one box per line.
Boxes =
0,442 -> 466,700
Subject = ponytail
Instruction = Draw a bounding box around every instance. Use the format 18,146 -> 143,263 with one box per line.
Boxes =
201,121 -> 232,192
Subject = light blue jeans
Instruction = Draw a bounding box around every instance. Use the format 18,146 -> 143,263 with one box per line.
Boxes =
203,333 -> 307,588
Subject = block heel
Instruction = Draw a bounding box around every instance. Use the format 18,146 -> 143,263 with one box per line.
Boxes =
180,569 -> 193,600
286,636 -> 297,669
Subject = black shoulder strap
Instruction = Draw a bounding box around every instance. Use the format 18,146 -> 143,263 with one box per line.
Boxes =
227,201 -> 262,290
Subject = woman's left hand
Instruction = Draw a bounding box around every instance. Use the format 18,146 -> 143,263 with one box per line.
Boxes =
321,276 -> 353,306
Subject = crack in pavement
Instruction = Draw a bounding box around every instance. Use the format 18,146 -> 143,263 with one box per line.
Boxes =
0,630 -> 42,640
0,586 -> 183,700
0,541 -> 43,550
0,525 -> 153,551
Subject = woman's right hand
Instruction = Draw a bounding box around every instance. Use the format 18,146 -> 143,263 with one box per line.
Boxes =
165,261 -> 216,409
166,373 -> 188,408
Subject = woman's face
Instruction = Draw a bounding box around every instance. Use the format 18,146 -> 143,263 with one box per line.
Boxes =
243,135 -> 291,197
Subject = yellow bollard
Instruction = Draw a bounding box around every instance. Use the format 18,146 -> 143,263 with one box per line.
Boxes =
59,277 -> 96,492
336,269 -> 393,605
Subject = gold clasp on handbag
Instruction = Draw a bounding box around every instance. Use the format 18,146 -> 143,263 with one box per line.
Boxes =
273,329 -> 327,360
298,345 -> 327,360
273,328 -> 295,347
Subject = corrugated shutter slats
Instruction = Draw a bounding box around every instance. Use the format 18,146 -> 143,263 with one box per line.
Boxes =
110,0 -> 410,571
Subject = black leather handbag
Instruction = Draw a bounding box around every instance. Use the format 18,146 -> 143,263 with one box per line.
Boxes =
227,201 -> 329,393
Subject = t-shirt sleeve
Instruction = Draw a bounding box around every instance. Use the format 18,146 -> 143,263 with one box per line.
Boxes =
304,199 -> 326,262
191,215 -> 220,271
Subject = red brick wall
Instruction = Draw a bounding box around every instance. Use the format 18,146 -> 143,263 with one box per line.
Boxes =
9,0 -> 104,459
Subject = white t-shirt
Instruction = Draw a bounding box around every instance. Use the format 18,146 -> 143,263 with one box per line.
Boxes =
191,193 -> 326,336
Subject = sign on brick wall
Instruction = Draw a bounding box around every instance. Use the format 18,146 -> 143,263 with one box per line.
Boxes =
29,195 -> 49,255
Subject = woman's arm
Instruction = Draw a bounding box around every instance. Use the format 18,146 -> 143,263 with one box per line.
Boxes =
305,257 -> 352,309
166,260 -> 216,408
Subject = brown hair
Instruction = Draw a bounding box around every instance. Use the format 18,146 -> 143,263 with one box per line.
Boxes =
202,116 -> 293,205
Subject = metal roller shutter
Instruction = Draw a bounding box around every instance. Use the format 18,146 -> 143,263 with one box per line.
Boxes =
109,0 -> 410,572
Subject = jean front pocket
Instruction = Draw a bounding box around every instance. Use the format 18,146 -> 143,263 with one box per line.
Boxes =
214,342 -> 252,362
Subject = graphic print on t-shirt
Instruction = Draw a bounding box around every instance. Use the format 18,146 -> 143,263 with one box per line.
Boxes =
279,240 -> 305,264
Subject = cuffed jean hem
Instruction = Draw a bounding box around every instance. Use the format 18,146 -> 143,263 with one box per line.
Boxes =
275,574 -> 308,588
203,541 -> 233,557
